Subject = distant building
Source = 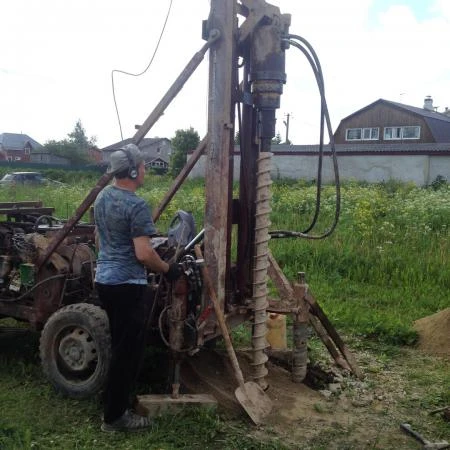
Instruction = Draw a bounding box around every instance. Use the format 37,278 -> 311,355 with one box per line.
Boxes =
0,133 -> 43,162
102,137 -> 172,171
190,97 -> 450,185
334,97 -> 450,145
29,150 -> 70,165
88,147 -> 103,164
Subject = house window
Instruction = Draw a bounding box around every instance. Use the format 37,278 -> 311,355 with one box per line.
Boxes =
15,156 -> 22,161
402,126 -> 421,139
346,129 -> 361,140
24,147 -> 31,155
364,128 -> 379,140
384,127 -> 401,140
346,127 -> 379,141
384,126 -> 420,140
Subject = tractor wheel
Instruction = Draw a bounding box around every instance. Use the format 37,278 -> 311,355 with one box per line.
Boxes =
40,303 -> 111,399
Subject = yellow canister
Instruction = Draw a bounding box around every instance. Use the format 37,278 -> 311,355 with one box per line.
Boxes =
266,313 -> 287,350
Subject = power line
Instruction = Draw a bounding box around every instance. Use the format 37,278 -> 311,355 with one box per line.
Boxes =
111,0 -> 174,141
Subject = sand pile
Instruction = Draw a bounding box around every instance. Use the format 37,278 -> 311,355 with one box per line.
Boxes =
413,308 -> 450,358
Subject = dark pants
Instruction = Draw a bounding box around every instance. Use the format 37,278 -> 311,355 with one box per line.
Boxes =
96,283 -> 148,423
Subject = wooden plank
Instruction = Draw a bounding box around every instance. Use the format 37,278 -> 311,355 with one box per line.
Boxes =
304,292 -> 364,379
204,0 -> 236,308
309,314 -> 351,371
267,250 -> 294,301
0,201 -> 42,208
0,207 -> 54,216
136,394 -> 217,418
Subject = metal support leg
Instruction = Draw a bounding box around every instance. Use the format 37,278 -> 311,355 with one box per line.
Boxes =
291,275 -> 309,382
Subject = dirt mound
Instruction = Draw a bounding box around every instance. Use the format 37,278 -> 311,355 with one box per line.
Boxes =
182,349 -> 327,422
413,308 -> 450,358
179,346 -> 447,448
181,349 -> 358,446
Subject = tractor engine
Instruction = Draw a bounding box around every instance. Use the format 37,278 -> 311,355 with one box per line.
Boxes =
0,221 -> 96,326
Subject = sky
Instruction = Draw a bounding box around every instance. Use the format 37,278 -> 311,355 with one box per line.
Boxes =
1,0 -> 449,148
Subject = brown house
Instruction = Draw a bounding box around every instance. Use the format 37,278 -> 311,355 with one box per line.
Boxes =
0,133 -> 43,162
334,97 -> 450,145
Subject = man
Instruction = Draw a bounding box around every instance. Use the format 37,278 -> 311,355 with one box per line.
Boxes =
95,143 -> 182,432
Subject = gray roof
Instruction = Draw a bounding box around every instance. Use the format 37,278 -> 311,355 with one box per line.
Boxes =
384,99 -> 450,122
423,117 -> 450,142
0,133 -> 43,151
102,137 -> 170,152
101,137 -> 171,163
268,143 -> 450,154
341,99 -> 450,143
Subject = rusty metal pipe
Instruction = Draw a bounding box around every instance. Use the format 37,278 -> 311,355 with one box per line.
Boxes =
133,31 -> 220,145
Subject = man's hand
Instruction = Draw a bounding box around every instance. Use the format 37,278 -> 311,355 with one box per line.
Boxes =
165,263 -> 184,281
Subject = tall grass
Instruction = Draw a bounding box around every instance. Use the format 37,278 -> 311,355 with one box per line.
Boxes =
0,174 -> 448,346
1,173 -> 449,448
269,180 -> 449,344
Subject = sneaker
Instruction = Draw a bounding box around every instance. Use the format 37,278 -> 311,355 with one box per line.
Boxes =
101,409 -> 151,433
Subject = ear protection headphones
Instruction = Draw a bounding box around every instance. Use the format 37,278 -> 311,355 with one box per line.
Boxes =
120,148 -> 138,179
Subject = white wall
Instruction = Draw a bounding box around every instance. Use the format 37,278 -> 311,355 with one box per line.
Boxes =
189,153 -> 450,186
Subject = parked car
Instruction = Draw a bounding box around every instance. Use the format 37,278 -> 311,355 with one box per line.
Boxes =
0,172 -> 64,187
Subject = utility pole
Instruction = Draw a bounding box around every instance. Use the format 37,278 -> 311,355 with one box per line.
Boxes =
283,113 -> 291,144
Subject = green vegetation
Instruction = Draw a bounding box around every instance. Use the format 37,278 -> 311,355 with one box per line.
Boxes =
0,175 -> 448,448
1,176 -> 448,345
43,120 -> 97,165
0,331 -> 285,449
169,127 -> 200,177
269,179 -> 449,345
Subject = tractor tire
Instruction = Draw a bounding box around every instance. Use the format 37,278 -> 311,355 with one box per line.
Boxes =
40,303 -> 111,399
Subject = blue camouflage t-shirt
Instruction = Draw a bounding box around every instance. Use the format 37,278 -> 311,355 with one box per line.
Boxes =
94,185 -> 156,285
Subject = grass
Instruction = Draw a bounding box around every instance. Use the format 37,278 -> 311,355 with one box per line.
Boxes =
0,331 -> 286,449
0,173 -> 449,448
268,180 -> 449,345
1,175 -> 448,344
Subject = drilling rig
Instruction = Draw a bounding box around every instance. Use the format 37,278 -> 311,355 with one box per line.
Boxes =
0,0 -> 361,423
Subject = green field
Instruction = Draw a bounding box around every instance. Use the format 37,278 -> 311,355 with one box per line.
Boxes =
0,172 -> 449,449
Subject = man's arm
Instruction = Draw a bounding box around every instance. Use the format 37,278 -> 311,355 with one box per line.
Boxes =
133,236 -> 170,274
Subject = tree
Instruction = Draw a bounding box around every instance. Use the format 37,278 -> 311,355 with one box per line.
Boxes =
68,119 -> 96,150
44,139 -> 88,165
169,127 -> 200,177
44,120 -> 97,165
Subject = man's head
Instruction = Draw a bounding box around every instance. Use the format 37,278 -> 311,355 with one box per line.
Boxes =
107,144 -> 145,181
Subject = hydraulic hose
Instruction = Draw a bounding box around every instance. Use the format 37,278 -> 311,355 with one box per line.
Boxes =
269,34 -> 341,240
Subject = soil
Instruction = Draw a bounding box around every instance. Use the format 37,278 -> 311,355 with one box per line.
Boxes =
414,308 -> 450,358
180,311 -> 450,449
